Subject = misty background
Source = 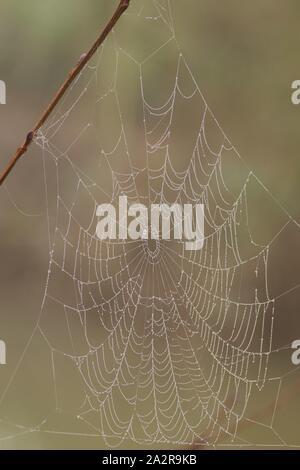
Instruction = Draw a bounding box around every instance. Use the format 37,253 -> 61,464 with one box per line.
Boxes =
0,0 -> 300,449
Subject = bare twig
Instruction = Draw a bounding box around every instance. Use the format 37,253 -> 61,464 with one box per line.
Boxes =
0,0 -> 131,186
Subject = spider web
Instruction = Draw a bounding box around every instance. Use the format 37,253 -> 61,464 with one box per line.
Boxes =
1,0 -> 300,449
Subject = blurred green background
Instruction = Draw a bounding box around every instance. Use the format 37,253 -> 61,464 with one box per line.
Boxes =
0,0 -> 300,450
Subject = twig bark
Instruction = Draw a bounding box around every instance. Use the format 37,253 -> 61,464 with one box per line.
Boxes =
0,0 -> 131,186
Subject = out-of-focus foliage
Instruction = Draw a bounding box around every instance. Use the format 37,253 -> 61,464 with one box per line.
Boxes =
1,0 -> 300,449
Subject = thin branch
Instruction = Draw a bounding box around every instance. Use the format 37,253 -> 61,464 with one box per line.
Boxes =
0,0 -> 131,186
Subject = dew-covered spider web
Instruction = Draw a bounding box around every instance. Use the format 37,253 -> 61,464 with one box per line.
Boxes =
2,0 -> 300,449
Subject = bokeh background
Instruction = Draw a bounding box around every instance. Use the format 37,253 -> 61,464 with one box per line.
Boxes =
0,0 -> 300,449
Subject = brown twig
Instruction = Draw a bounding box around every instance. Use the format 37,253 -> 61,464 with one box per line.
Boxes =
0,0 -> 131,186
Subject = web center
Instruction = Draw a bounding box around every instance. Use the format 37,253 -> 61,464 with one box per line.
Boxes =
142,237 -> 161,262
147,239 -> 158,254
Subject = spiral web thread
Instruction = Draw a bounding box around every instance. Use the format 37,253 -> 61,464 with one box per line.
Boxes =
2,0 -> 300,449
